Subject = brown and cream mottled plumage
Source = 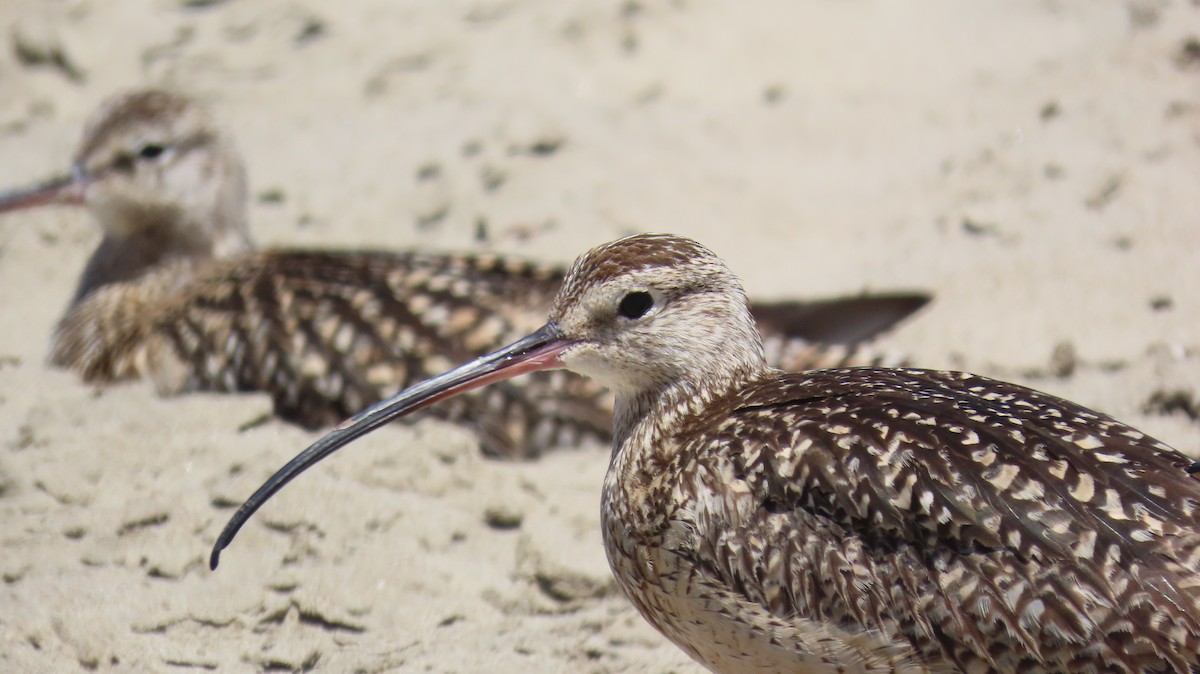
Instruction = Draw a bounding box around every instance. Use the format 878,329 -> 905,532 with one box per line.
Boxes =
0,90 -> 927,457
212,234 -> 1200,673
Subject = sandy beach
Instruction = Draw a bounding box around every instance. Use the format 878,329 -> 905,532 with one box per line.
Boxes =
1,1 -> 1198,671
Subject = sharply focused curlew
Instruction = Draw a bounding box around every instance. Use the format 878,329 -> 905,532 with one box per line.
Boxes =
0,89 -> 927,457
213,234 -> 1200,673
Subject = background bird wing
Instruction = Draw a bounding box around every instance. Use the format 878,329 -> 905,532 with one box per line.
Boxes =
749,292 -> 929,344
677,367 -> 1200,670
753,292 -> 929,371
82,249 -> 605,457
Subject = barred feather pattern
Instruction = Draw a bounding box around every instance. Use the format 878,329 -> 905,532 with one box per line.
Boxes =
606,367 -> 1200,673
50,249 -> 905,458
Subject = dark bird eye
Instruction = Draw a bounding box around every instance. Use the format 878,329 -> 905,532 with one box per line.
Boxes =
618,291 -> 655,320
138,143 -> 166,160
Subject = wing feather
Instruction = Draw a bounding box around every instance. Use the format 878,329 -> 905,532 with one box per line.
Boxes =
676,367 -> 1200,671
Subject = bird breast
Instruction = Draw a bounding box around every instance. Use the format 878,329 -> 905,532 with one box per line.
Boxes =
600,440 -> 934,674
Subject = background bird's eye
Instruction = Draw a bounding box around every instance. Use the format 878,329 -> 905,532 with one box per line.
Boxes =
618,291 -> 655,319
137,143 -> 166,160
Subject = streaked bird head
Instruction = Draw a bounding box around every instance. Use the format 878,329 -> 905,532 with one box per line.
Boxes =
551,233 -> 765,396
209,233 -> 766,568
0,88 -> 252,261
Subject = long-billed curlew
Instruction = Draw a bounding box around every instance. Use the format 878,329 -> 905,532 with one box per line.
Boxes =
0,90 -> 928,457
212,234 -> 1200,673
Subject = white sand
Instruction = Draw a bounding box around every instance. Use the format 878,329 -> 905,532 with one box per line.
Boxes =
0,1 -> 1197,672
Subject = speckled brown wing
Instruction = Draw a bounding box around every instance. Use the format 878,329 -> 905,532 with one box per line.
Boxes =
678,368 -> 1200,673
52,249 -> 605,457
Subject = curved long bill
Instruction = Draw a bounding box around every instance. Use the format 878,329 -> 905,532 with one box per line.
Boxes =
209,322 -> 571,570
0,165 -> 88,215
